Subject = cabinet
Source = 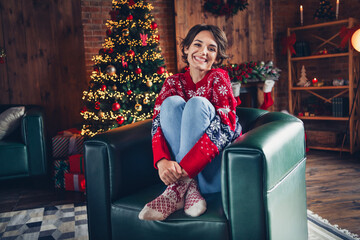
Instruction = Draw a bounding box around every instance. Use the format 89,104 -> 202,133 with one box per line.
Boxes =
287,18 -> 360,153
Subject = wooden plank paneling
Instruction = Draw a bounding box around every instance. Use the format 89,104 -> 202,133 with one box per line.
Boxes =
0,0 -> 87,137
174,0 -> 273,71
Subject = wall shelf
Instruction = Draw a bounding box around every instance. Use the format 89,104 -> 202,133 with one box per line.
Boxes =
287,18 -> 360,154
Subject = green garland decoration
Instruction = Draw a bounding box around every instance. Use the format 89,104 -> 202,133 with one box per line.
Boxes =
203,0 -> 248,16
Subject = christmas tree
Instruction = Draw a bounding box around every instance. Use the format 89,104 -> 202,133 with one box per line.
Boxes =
314,0 -> 335,21
81,0 -> 171,137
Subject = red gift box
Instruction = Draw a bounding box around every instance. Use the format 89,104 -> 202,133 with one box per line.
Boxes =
69,154 -> 84,174
64,173 -> 86,192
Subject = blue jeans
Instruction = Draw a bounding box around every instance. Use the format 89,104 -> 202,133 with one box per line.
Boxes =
160,96 -> 222,194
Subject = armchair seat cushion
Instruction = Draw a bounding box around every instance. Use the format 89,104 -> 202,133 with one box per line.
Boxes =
0,141 -> 28,177
111,184 -> 229,240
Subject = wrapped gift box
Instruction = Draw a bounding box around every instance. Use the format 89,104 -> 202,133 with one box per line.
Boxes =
53,159 -> 69,189
69,154 -> 85,174
64,173 -> 86,192
52,128 -> 84,158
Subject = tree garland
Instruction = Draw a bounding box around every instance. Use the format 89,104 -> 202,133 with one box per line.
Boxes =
203,0 -> 248,16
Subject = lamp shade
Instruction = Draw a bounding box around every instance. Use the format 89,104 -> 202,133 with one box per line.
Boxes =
351,29 -> 360,52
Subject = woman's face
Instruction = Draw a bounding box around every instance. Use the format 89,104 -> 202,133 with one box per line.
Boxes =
185,30 -> 218,72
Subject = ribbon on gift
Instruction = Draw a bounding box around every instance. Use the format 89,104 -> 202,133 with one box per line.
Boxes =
73,174 -> 80,191
58,128 -> 82,155
281,33 -> 296,55
339,25 -> 360,48
53,160 -> 69,188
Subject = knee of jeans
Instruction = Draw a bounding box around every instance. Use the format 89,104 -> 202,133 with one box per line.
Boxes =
186,97 -> 214,113
161,96 -> 185,112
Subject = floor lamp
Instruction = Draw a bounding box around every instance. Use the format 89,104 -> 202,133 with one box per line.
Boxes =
341,29 -> 360,154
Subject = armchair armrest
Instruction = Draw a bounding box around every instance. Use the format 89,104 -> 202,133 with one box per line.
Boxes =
221,113 -> 306,239
21,107 -> 47,176
84,119 -> 159,240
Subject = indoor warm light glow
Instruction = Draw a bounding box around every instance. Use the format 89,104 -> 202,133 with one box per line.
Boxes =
352,29 -> 360,52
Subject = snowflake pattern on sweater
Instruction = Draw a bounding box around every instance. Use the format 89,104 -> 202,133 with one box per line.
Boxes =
152,68 -> 242,178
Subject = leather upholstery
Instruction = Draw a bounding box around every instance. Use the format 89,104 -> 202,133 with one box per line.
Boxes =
84,107 -> 308,240
0,105 -> 47,180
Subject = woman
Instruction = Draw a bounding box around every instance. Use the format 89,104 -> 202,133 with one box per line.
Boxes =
139,24 -> 241,221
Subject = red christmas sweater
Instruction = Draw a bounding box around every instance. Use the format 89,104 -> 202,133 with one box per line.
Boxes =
152,68 -> 242,178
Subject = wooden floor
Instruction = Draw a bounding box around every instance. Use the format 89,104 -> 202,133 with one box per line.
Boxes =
306,149 -> 360,236
0,150 -> 359,236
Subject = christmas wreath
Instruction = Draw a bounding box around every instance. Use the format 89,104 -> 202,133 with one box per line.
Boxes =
203,0 -> 248,16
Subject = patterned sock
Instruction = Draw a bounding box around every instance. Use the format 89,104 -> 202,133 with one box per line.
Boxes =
184,179 -> 207,217
138,177 -> 191,221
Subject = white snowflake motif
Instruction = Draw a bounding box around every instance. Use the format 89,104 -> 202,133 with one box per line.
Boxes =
188,90 -> 196,98
167,78 -> 176,86
218,85 -> 228,96
218,106 -> 231,117
213,76 -> 220,85
196,86 -> 205,96
154,105 -> 161,112
219,132 -> 228,146
209,119 -> 220,132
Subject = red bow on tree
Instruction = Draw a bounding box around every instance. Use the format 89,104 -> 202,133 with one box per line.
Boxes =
339,25 -> 360,49
281,33 -> 296,56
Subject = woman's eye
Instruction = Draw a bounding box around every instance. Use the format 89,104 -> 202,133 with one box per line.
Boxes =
209,48 -> 216,52
194,43 -> 201,47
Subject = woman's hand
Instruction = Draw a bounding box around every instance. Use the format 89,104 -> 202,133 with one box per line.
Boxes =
157,159 -> 183,185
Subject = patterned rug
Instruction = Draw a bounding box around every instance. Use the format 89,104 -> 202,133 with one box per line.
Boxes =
0,204 -> 359,240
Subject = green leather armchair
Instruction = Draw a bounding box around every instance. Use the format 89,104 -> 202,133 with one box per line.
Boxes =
84,107 -> 308,240
0,105 -> 48,180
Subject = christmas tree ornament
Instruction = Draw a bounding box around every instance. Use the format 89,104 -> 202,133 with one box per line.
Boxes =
112,85 -> 117,91
135,67 -> 142,74
106,65 -> 116,75
116,116 -> 125,125
128,0 -> 135,6
150,22 -> 158,30
81,106 -> 88,113
143,98 -> 150,104
140,33 -> 148,46
95,102 -> 101,110
121,56 -> 128,68
157,66 -> 165,75
127,90 -> 133,95
98,111 -> 105,118
122,29 -> 130,37
127,49 -> 135,57
112,102 -> 121,111
107,48 -> 114,54
101,85 -> 107,91
135,103 -> 142,111
127,14 -> 133,20
146,80 -> 153,87
106,29 -> 112,36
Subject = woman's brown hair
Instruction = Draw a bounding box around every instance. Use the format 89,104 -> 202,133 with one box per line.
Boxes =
180,24 -> 229,68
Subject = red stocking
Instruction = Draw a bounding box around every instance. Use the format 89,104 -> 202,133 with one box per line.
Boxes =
260,92 -> 274,110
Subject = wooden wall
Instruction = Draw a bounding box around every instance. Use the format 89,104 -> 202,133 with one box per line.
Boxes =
174,0 -> 273,71
0,0 -> 87,137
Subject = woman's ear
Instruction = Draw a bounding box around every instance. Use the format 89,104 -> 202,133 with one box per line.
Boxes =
184,46 -> 189,54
